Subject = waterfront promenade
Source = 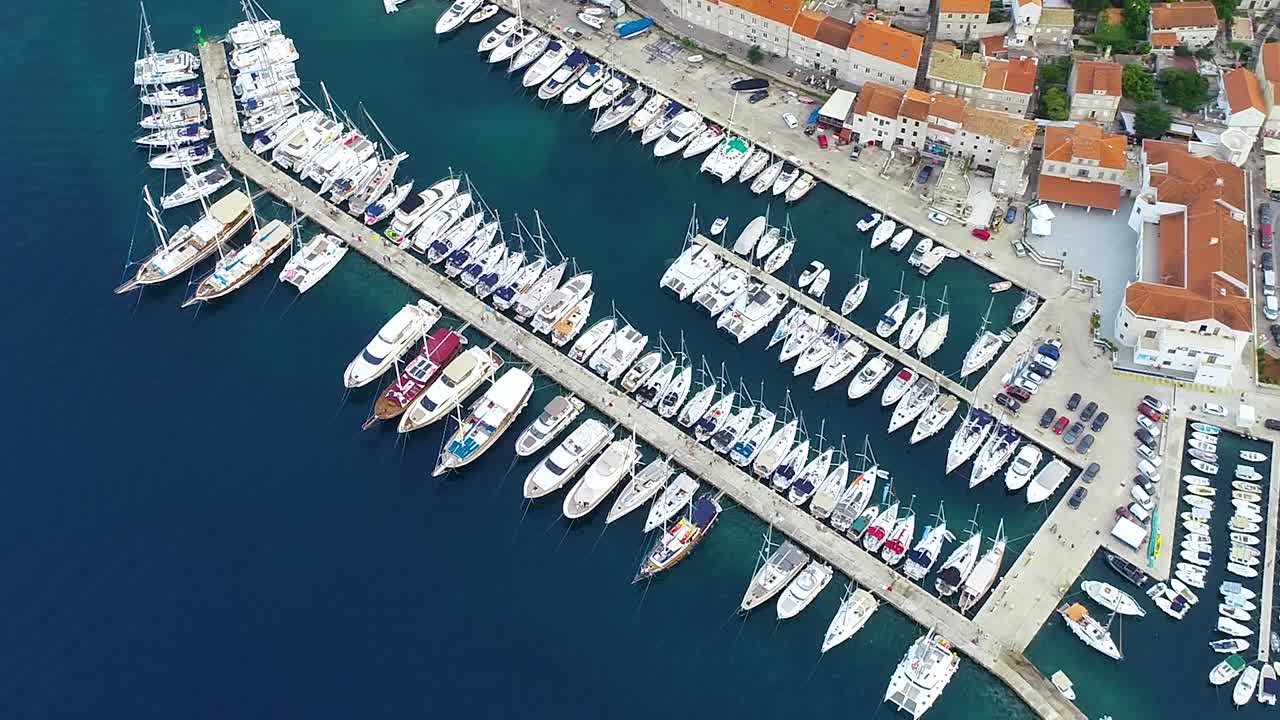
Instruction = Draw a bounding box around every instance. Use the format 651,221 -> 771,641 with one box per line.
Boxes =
201,38 -> 1083,720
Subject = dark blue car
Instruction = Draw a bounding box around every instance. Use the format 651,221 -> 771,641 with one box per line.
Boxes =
1005,206 -> 1017,223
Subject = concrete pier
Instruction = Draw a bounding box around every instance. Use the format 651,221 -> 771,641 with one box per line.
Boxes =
200,38 -> 1083,720
1259,451 -> 1279,663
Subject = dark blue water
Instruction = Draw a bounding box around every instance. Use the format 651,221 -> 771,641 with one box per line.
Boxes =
0,0 -> 1209,717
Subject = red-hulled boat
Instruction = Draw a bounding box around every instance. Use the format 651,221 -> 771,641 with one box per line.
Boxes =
369,328 -> 465,424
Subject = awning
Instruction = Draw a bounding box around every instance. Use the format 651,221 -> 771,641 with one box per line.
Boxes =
1030,204 -> 1056,221
1031,218 -> 1052,236
817,89 -> 856,125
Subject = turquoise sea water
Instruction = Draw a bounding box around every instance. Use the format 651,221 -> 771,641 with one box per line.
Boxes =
1,0 -> 1255,717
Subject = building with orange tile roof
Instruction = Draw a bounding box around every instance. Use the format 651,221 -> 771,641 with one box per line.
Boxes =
937,0 -> 989,42
787,9 -> 855,78
1068,60 -> 1123,124
1038,124 -> 1128,212
1253,41 -> 1280,133
926,46 -> 1036,117
662,0 -> 798,57
1217,67 -> 1266,139
1116,140 -> 1251,387
1148,2 -> 1219,51
846,17 -> 924,89
848,81 -> 906,146
980,35 -> 1006,59
876,0 -> 931,18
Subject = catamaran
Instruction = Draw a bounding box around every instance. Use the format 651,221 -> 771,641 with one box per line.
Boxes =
884,631 -> 960,718
342,301 -> 441,388
589,324 -> 648,381
660,243 -> 722,300
716,283 -> 787,343
523,418 -> 612,499
513,395 -> 585,457
433,368 -> 535,476
182,218 -> 293,307
116,188 -> 254,294
279,233 -> 348,293
398,347 -> 504,434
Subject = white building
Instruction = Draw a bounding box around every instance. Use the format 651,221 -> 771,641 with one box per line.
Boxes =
1149,1 -> 1219,52
788,9 -> 854,77
936,0 -> 989,42
1067,60 -> 1123,124
1116,140 -> 1251,388
1218,66 -> 1267,140
877,0 -> 931,17
845,16 -> 924,90
1255,42 -> 1280,135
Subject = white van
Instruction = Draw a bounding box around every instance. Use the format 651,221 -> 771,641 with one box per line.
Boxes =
1267,293 -> 1279,321
1128,502 -> 1151,524
1130,485 -> 1154,511
1137,458 -> 1160,481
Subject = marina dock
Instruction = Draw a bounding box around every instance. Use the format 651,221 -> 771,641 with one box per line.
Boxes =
1259,453 -> 1280,664
201,38 -> 1083,720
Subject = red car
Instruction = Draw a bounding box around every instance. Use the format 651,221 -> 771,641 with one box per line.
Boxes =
971,228 -> 991,241
1052,416 -> 1070,435
1004,385 -> 1032,403
1136,403 -> 1163,422
817,134 -> 828,149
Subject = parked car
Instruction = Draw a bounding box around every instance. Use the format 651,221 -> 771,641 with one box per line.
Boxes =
1141,395 -> 1167,414
971,228 -> 991,241
1116,504 -> 1140,523
1034,353 -> 1059,371
1067,392 -> 1082,411
1024,365 -> 1050,384
1053,416 -> 1071,435
1266,294 -> 1278,321
1069,487 -> 1088,508
1132,476 -> 1155,496
1134,428 -> 1156,448
564,26 -> 584,39
747,89 -> 769,104
1029,361 -> 1054,379
1136,414 -> 1162,436
927,211 -> 950,225
1263,251 -> 1274,271
1201,402 -> 1227,417
817,134 -> 829,149
1266,418 -> 1280,431
1090,411 -> 1109,432
1137,402 -> 1163,422
1131,484 -> 1155,510
1063,421 -> 1085,444
1038,342 -> 1061,360
1261,204 -> 1272,225
995,392 -> 1021,413
1077,434 -> 1095,454
1083,462 -> 1101,483
782,112 -> 799,129
1136,459 -> 1160,482
1263,223 -> 1274,250
1080,401 -> 1098,421
1040,408 -> 1058,428
1011,375 -> 1040,395
1005,385 -> 1032,403
1270,324 -> 1280,345
916,165 -> 933,184
1006,206 -> 1018,224
1137,444 -> 1162,466
848,144 -> 861,161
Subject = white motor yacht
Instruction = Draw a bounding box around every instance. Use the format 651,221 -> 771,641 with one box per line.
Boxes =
563,437 -> 640,519
560,61 -> 607,105
568,317 -> 616,364
847,354 -> 893,400
523,419 -> 613,499
513,395 -> 585,457
398,347 -> 505,434
342,300 -> 442,389
628,93 -> 670,133
508,34 -> 549,73
522,40 -> 571,88
652,110 -> 703,157
1003,445 -> 1042,492
777,563 -> 832,620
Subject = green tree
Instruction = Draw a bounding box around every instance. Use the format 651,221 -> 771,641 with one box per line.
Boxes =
747,44 -> 764,64
1173,44 -> 1193,57
1135,102 -> 1173,138
1039,57 -> 1072,87
1122,63 -> 1157,101
1124,0 -> 1151,39
1159,69 -> 1210,111
1040,86 -> 1070,121
1212,0 -> 1240,18
1195,46 -> 1215,60
1229,40 -> 1252,59
1071,0 -> 1110,11
1090,18 -> 1133,53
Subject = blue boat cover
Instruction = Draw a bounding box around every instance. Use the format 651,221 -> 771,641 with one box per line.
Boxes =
691,496 -> 717,525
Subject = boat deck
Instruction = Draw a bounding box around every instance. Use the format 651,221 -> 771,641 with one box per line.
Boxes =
201,38 -> 1083,720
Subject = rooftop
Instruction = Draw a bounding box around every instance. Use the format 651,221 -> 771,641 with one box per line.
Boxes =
853,81 -> 906,118
1043,124 -> 1127,169
962,107 -> 1037,148
1150,1 -> 1219,30
1127,140 -> 1250,332
848,18 -> 924,70
1150,31 -> 1179,48
900,89 -> 932,121
1222,67 -> 1265,115
928,47 -> 986,86
1072,60 -> 1122,97
928,93 -> 968,125
939,0 -> 990,13
985,57 -> 1037,95
1039,8 -> 1074,27
720,0 -> 802,27
980,35 -> 1007,58
1038,176 -> 1123,210
814,15 -> 856,49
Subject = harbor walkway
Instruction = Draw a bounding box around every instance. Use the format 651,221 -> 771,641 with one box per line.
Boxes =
201,39 -> 1083,720
1259,450 -> 1280,663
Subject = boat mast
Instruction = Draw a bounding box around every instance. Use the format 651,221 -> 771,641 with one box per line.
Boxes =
244,174 -> 260,234
856,249 -> 865,281
141,185 -> 170,251
361,104 -> 401,157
